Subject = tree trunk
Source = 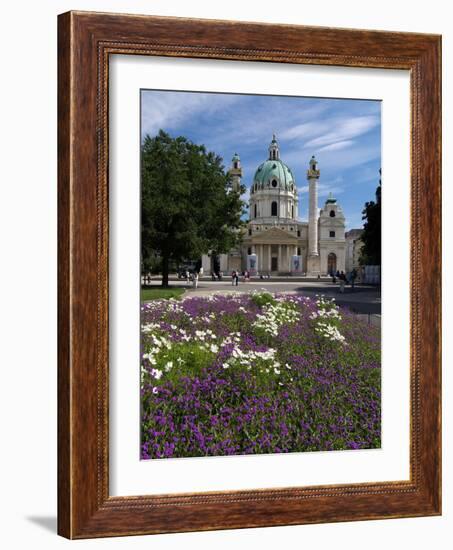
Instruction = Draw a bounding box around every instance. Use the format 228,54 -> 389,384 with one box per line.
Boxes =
161,253 -> 170,288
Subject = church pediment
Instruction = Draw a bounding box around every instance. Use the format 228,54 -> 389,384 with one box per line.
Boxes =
251,226 -> 299,243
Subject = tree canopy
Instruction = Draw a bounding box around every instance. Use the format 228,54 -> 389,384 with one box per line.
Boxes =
359,169 -> 381,266
141,130 -> 246,286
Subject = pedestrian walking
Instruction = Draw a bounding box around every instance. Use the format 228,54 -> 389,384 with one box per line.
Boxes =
231,270 -> 236,286
350,268 -> 357,290
339,271 -> 346,293
235,272 -> 239,286
185,270 -> 190,285
192,272 -> 198,289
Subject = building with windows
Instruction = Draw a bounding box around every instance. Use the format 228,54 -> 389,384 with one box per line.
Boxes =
345,229 -> 364,273
202,135 -> 346,276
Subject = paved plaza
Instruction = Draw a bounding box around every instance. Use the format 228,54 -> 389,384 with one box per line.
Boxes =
144,277 -> 381,317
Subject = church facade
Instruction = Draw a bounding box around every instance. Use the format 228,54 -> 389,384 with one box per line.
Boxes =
201,135 -> 346,276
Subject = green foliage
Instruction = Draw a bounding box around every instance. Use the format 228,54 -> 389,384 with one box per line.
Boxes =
250,291 -> 277,308
140,287 -> 185,301
141,130 -> 247,286
360,170 -> 381,265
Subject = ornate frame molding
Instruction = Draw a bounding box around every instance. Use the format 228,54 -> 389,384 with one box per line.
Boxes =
58,11 -> 441,538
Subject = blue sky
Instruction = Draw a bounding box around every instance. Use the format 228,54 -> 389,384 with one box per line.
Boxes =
141,90 -> 381,230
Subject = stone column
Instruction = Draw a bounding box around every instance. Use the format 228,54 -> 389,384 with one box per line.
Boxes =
307,156 -> 321,275
288,245 -> 292,272
278,245 -> 282,273
308,178 -> 319,257
267,245 -> 271,272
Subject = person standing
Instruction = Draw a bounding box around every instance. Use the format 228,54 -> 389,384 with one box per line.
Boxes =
231,270 -> 236,286
185,270 -> 190,286
235,271 -> 239,286
193,272 -> 199,289
350,268 -> 357,290
339,271 -> 346,293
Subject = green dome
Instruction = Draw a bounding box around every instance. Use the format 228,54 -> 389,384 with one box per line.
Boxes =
252,159 -> 296,192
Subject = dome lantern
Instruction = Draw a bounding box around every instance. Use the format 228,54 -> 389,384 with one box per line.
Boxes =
268,133 -> 280,161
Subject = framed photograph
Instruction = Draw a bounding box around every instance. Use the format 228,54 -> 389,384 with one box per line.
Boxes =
58,11 -> 441,538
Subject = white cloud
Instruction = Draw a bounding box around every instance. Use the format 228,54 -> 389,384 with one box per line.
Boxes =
141,91 -> 240,137
283,141 -> 380,177
304,115 -> 379,149
318,140 -> 354,152
298,177 -> 344,198
279,121 -> 321,141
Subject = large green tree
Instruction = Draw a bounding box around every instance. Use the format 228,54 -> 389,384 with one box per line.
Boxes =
359,169 -> 381,266
141,130 -> 246,287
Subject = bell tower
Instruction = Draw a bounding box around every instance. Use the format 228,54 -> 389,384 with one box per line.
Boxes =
229,153 -> 243,193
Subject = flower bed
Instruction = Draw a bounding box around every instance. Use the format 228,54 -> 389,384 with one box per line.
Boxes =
141,292 -> 381,459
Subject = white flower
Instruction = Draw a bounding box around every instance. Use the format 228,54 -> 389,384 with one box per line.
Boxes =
210,344 -> 219,353
151,368 -> 163,380
152,387 -> 159,395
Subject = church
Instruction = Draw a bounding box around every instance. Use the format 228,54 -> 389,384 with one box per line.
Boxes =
201,135 -> 346,277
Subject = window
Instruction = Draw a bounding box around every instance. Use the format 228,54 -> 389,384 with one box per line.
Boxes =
297,230 -> 301,237
291,205 -> 294,218
254,203 -> 257,218
247,247 -> 252,255
272,179 -> 278,188
234,161 -> 238,169
297,247 -> 301,256
329,231 -> 335,238
271,201 -> 278,216
330,210 -> 336,217
248,228 -> 252,236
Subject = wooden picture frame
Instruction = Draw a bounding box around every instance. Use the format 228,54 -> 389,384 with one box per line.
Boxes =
58,10 -> 441,539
